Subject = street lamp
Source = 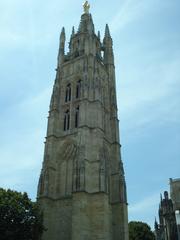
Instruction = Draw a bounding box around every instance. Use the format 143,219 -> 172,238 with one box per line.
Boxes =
175,210 -> 180,240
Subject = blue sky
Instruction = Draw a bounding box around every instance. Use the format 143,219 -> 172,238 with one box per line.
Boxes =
0,0 -> 180,229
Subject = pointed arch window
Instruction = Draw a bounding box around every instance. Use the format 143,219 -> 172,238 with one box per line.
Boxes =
76,80 -> 81,99
64,110 -> 70,131
65,84 -> 71,102
75,106 -> 79,128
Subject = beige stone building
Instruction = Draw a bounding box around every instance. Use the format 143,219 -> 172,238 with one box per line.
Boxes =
170,178 -> 180,240
37,2 -> 129,240
155,191 -> 178,240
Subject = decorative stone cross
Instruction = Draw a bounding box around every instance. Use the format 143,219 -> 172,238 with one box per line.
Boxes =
83,1 -> 90,14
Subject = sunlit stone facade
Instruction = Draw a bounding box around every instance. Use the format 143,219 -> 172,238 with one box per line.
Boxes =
37,4 -> 128,240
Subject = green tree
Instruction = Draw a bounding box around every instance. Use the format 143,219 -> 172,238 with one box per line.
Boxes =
129,221 -> 155,240
0,188 -> 44,240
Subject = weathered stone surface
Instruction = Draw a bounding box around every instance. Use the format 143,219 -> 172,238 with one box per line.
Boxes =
155,191 -> 178,240
37,5 -> 128,240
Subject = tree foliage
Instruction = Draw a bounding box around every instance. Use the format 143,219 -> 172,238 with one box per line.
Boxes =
129,221 -> 155,240
0,188 -> 43,240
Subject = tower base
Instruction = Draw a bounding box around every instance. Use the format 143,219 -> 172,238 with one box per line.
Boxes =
39,192 -> 128,240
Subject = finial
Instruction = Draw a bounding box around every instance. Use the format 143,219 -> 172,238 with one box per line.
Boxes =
98,31 -> 101,39
164,191 -> 168,200
105,24 -> 110,37
71,26 -> 75,37
83,1 -> 90,14
60,27 -> 65,41
160,193 -> 162,202
61,27 -> 65,35
154,217 -> 158,229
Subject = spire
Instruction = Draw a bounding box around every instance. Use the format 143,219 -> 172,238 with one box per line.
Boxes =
58,27 -> 66,66
71,26 -> 75,37
160,193 -> 163,202
164,191 -> 169,200
98,31 -> 101,39
104,24 -> 111,38
69,27 -> 75,53
103,24 -> 112,47
103,24 -> 114,65
60,27 -> 65,42
154,217 -> 158,230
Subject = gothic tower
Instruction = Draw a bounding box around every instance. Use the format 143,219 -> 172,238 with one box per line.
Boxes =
37,2 -> 129,240
155,191 -> 178,240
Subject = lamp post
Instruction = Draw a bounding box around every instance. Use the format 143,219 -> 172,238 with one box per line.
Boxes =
175,210 -> 180,240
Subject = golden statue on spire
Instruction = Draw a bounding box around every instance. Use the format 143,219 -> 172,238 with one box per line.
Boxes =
83,1 -> 90,14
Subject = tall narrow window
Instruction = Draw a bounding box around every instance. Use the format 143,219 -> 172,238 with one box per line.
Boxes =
64,110 -> 70,131
67,111 -> 70,130
65,84 -> 71,102
76,80 -> 81,99
64,114 -> 67,131
75,106 -> 79,128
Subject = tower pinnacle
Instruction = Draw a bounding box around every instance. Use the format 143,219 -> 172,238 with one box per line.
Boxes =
105,24 -> 111,38
83,1 -> 90,14
58,27 -> 66,66
60,27 -> 65,43
71,26 -> 75,37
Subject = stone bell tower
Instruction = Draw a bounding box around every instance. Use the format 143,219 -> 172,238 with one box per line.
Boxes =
37,2 -> 129,240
